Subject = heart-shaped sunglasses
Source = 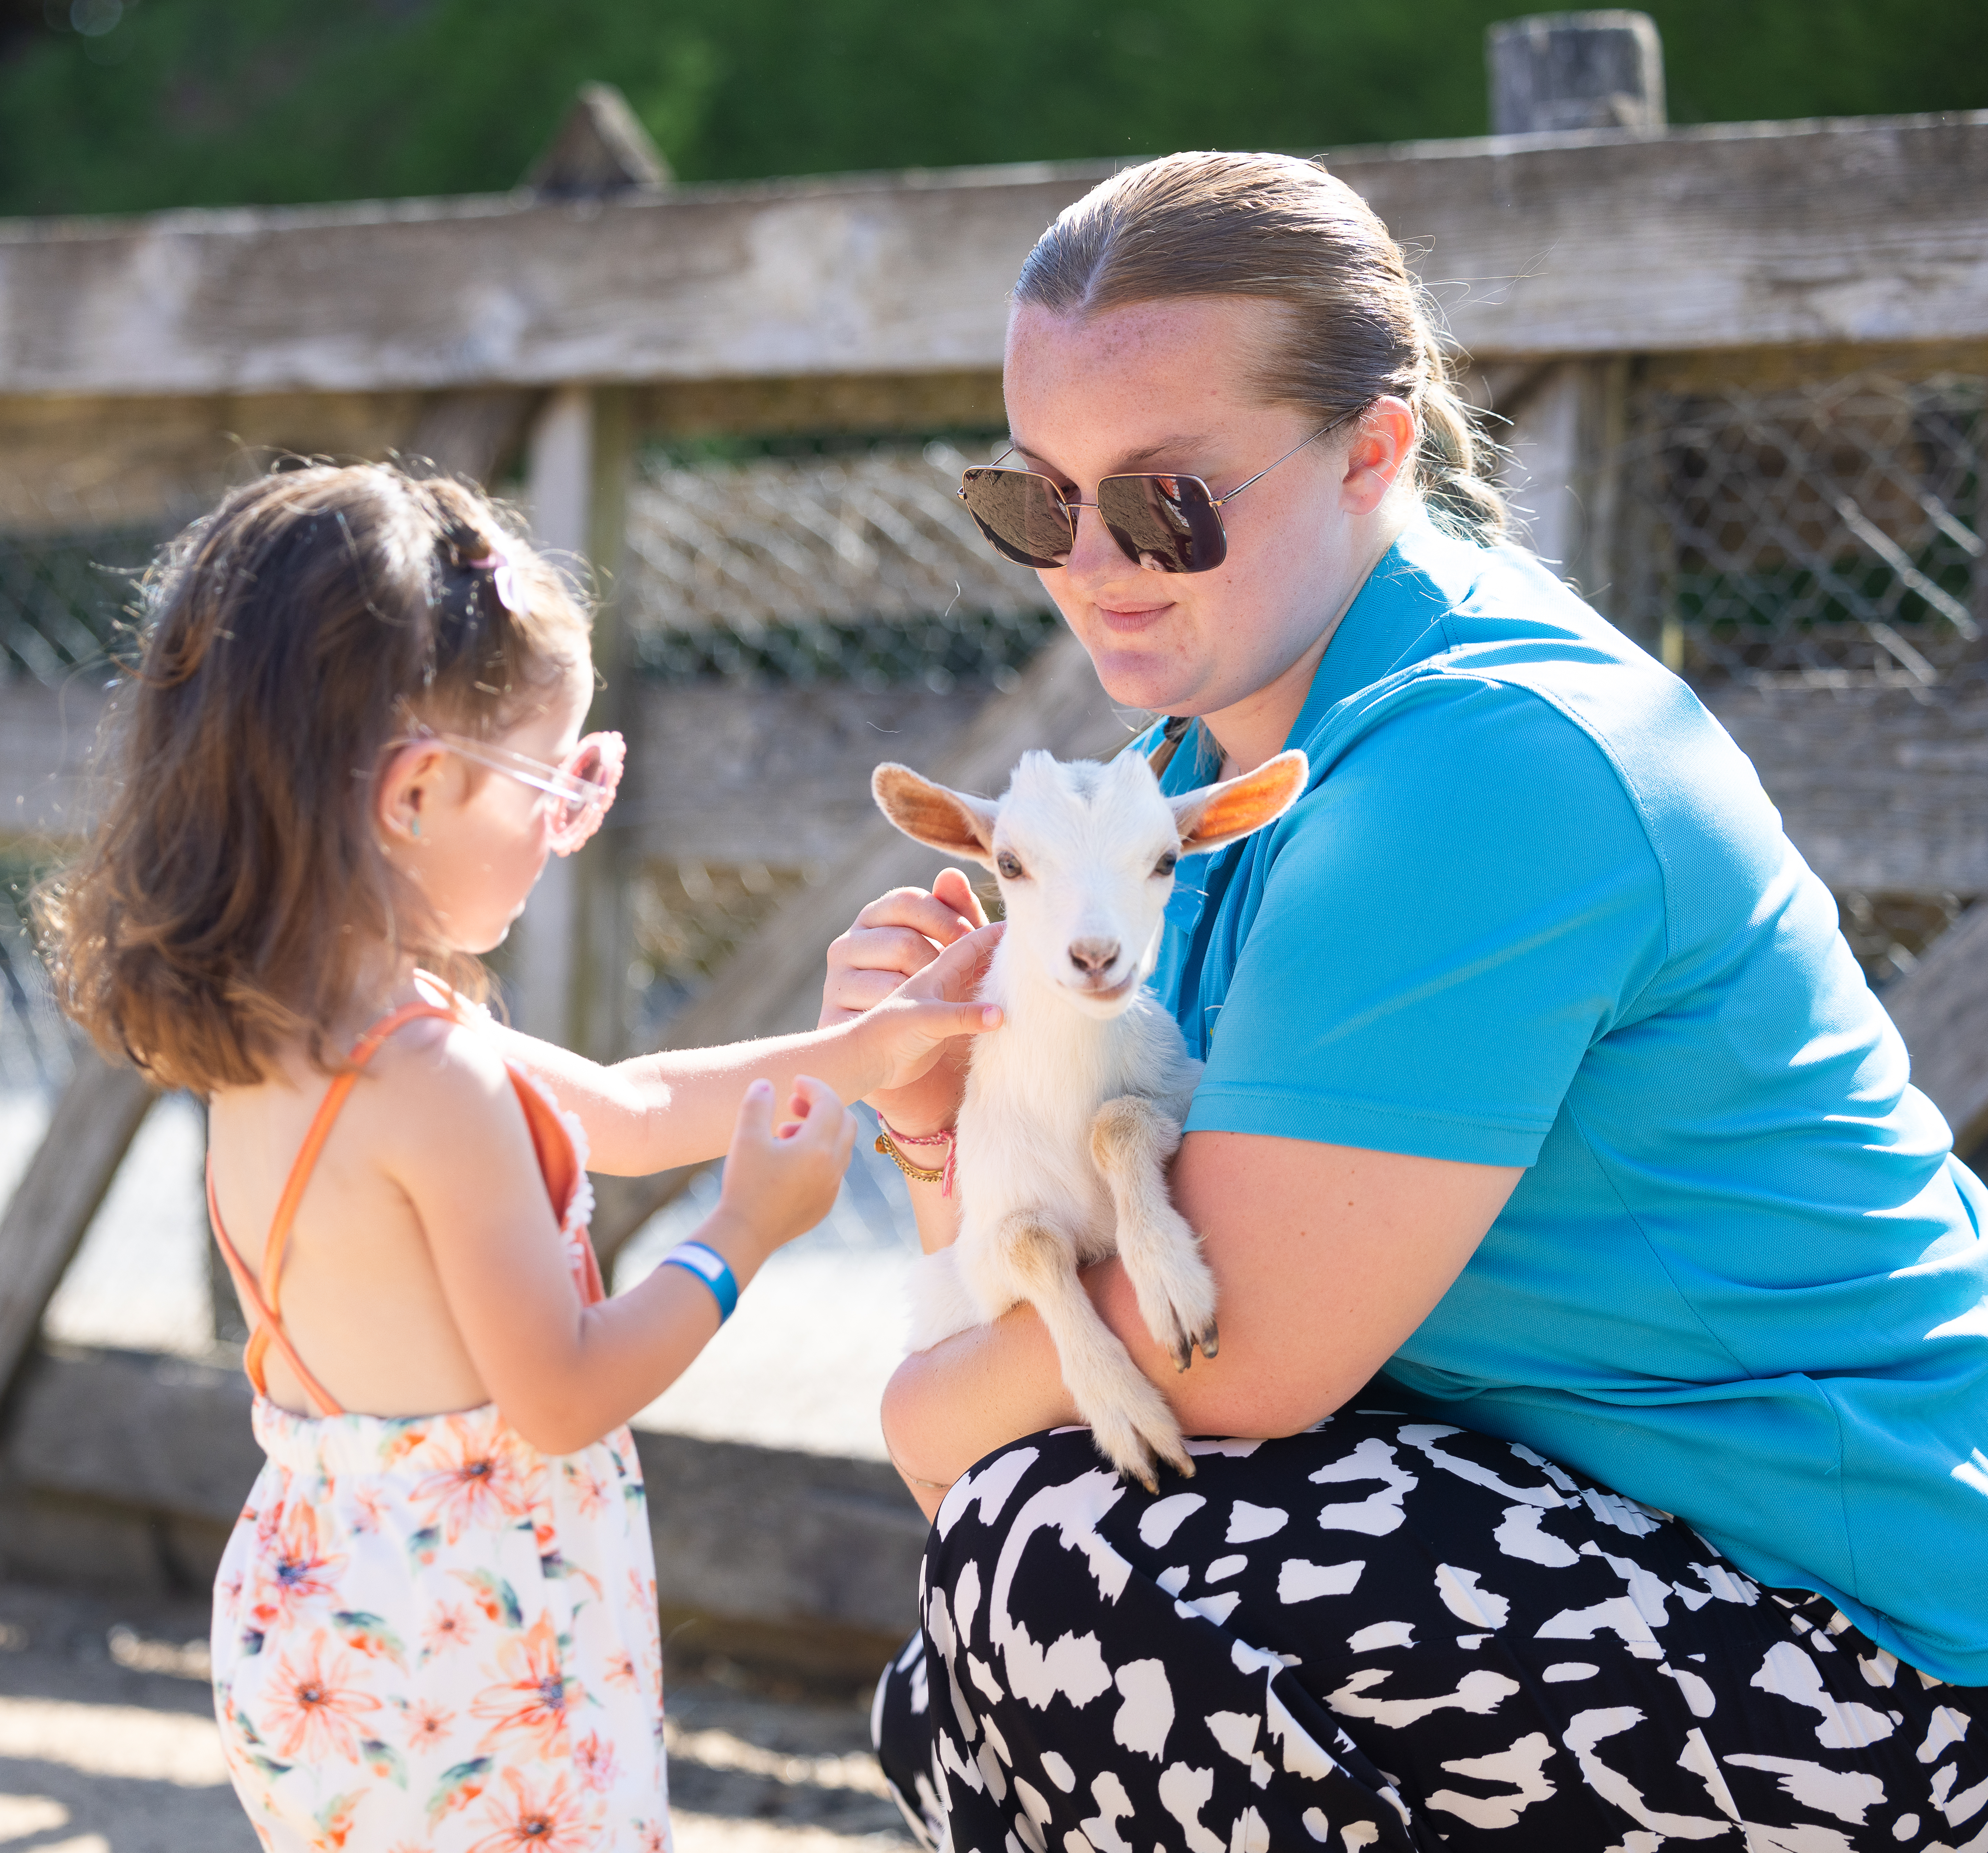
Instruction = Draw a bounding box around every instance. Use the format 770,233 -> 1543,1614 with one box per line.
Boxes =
957,410 -> 1358,575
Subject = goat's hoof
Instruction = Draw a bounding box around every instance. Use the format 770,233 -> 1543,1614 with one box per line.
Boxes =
1199,1320 -> 1220,1360
1169,1334 -> 1195,1374
1135,1470 -> 1159,1495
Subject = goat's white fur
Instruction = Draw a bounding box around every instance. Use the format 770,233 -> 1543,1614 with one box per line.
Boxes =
872,743 -> 1307,1487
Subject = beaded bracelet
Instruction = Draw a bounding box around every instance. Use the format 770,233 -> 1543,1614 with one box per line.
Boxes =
875,1119 -> 957,1196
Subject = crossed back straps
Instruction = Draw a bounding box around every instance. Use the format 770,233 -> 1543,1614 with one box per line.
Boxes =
206,1000 -> 597,1418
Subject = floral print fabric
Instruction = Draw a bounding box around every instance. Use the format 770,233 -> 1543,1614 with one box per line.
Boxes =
213,1396 -> 669,1852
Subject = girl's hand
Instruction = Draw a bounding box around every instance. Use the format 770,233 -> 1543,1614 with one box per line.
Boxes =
708,1076 -> 858,1265
822,868 -> 992,1133
857,924 -> 1003,1098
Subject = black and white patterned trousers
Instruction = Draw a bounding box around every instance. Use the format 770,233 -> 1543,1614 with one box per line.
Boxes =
872,1414 -> 1986,1852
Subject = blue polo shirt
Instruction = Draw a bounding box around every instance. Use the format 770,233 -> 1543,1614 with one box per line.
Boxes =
1147,507 -> 1988,1685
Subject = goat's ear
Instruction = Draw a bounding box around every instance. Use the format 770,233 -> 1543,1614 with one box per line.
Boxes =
872,763 -> 999,868
1171,749 -> 1310,856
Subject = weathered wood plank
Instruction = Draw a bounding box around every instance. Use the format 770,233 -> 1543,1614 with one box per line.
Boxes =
1881,901 -> 1988,1155
0,677 -> 1007,868
610,683 -> 991,869
17,677 -> 1988,899
0,1341 -> 922,1666
2,114 -> 1982,400
1703,686 -> 1988,895
0,388 -> 431,534
0,1048 -> 157,1403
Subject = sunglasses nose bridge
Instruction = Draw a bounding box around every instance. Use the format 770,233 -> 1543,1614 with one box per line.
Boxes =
1062,497 -> 1146,576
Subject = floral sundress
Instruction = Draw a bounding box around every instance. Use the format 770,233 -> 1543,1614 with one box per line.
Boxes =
207,999 -> 671,1852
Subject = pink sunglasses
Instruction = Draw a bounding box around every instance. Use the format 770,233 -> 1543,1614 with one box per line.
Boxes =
394,728 -> 625,855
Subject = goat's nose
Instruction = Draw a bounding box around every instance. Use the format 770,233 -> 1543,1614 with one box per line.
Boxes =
1068,937 -> 1122,976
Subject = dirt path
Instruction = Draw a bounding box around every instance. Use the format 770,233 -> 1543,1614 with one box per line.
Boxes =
0,1583 -> 914,1851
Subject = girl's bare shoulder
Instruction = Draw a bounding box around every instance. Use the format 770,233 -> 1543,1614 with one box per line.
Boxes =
365,1011 -> 520,1104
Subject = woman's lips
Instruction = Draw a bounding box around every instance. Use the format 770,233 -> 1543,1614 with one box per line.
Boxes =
1096,601 -> 1173,634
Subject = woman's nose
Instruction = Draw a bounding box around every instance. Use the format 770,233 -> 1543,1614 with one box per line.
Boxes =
1059,502 -> 1141,584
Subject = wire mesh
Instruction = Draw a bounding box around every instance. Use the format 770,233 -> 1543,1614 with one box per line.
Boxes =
0,527 -> 155,686
623,440 -> 1060,689
0,852 -> 73,1091
624,858 -> 818,1049
1618,373 -> 1987,689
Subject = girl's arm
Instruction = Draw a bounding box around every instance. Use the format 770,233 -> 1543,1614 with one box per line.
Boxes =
490,920 -> 999,1176
384,1027 -> 857,1455
880,1129 -> 1519,1519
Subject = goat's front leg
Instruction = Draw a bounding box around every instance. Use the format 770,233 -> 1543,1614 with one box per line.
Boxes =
1091,1095 -> 1219,1373
996,1208 -> 1193,1491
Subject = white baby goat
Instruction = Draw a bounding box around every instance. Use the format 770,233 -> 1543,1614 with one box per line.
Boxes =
872,743 -> 1308,1487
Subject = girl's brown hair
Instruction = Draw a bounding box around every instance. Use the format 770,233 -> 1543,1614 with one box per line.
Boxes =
36,462 -> 589,1094
1013,150 -> 1507,542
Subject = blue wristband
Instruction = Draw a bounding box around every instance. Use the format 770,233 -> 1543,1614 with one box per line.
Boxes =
661,1241 -> 739,1323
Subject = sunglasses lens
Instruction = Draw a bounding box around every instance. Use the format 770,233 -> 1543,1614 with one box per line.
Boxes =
550,745 -> 600,831
960,469 -> 1074,570
1098,474 -> 1227,574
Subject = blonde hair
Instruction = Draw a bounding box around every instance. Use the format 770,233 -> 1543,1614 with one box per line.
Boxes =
37,463 -> 590,1093
1014,150 -> 1506,543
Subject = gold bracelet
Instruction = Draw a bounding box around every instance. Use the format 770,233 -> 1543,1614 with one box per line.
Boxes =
886,1443 -> 955,1494
875,1128 -> 946,1186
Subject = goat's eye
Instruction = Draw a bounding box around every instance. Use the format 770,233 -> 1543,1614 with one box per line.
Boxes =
1153,851 -> 1179,878
996,851 -> 1025,881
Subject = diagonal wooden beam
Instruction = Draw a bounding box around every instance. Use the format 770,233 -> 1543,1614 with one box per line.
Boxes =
0,1045 -> 156,1406
1878,904 -> 1988,1159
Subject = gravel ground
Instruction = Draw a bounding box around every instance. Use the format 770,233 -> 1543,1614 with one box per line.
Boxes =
0,1582 -> 915,1852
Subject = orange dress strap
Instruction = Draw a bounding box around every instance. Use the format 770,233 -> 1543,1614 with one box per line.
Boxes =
208,1000 -> 458,1417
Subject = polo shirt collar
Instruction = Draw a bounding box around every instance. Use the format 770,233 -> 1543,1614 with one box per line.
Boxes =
1283,505 -> 1460,755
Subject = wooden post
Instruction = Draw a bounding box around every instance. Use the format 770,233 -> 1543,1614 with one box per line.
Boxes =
0,1046 -> 155,1404
502,88 -> 657,1054
1486,11 -> 1665,135
1487,14 -> 1658,623
509,384 -> 635,1054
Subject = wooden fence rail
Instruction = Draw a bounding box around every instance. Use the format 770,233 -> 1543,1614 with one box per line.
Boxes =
5,58 -> 1988,1613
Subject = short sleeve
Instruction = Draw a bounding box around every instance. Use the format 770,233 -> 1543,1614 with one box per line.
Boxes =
1187,677 -> 1668,1167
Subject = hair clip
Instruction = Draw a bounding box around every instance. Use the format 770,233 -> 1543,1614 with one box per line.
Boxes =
467,530 -> 525,617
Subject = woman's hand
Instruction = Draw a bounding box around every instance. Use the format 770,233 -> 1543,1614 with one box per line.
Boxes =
702,1076 -> 858,1271
822,867 -> 991,1133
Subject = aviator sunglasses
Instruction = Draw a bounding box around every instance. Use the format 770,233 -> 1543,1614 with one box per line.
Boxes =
390,727 -> 626,856
957,409 -> 1360,575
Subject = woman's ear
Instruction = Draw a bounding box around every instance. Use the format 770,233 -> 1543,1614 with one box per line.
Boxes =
1340,396 -> 1417,515
374,739 -> 451,847
1171,749 -> 1309,856
872,764 -> 1000,868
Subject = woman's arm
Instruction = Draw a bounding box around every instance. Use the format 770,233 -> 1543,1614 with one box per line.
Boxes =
489,918 -> 999,1175
881,1127 -> 1519,1518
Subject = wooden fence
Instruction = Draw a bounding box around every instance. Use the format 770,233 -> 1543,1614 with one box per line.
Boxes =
2,37 -> 1987,1658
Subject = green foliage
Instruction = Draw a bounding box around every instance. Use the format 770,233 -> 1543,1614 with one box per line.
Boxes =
0,0 -> 1981,219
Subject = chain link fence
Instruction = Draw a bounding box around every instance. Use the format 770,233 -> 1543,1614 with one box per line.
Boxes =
0,527 -> 155,686
624,440 -> 1058,691
1614,369 -> 1988,983
1618,371 -> 1987,690
0,857 -> 71,1091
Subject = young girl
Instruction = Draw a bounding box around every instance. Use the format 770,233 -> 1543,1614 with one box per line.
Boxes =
38,462 -> 998,1853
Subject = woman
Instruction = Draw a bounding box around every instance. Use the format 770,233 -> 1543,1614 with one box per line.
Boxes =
823,152 -> 1988,1850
